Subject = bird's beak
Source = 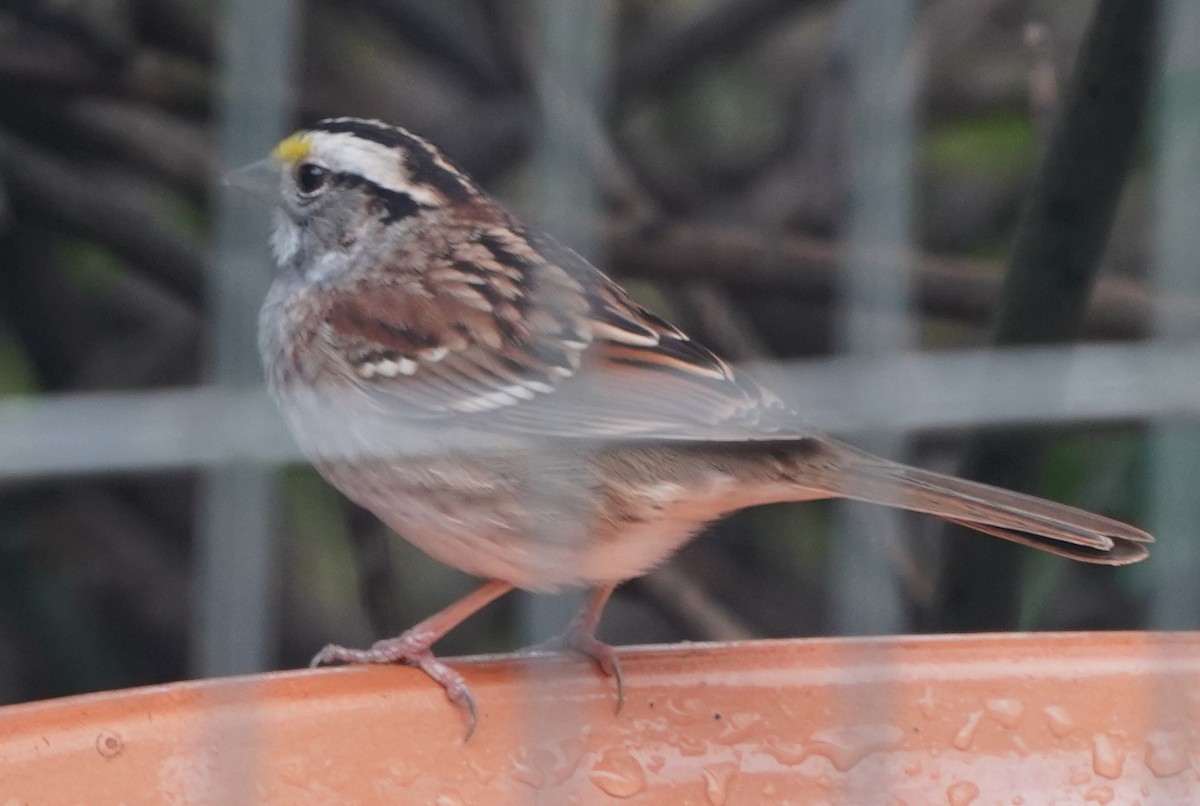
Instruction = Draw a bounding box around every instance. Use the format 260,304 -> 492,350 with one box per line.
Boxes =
223,157 -> 280,197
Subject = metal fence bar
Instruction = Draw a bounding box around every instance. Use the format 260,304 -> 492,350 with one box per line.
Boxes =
3,341 -> 1200,479
827,2 -> 917,799
1149,0 -> 1200,630
193,0 -> 297,681
515,0 -> 616,652
829,0 -> 918,638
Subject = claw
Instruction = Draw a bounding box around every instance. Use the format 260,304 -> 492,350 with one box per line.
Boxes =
529,584 -> 626,712
302,579 -> 514,741
413,651 -> 479,742
566,632 -> 625,713
309,642 -> 357,667
444,679 -> 479,742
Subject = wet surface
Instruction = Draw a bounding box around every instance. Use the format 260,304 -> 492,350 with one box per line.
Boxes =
2,632 -> 1200,803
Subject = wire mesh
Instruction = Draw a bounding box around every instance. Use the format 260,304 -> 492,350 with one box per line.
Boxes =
0,0 -> 1194,800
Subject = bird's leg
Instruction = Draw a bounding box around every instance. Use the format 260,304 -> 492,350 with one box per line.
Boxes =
537,583 -> 625,712
311,578 -> 514,738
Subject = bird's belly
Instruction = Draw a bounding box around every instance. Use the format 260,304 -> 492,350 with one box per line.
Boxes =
312,453 -> 754,591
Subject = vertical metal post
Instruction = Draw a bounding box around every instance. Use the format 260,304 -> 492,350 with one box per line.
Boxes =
518,0 -> 614,648
1150,0 -> 1200,630
194,0 -> 297,677
829,0 -> 918,636
517,3 -> 614,792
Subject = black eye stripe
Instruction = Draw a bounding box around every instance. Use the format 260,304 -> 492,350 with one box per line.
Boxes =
327,172 -> 421,223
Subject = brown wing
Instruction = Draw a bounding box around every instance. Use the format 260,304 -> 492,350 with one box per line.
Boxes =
315,224 -> 591,419
316,223 -> 796,441
493,261 -> 788,439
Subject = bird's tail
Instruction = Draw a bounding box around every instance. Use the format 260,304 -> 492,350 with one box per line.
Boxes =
810,439 -> 1152,565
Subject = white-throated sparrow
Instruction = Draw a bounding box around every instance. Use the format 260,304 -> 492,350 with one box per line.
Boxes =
254,117 -> 1151,734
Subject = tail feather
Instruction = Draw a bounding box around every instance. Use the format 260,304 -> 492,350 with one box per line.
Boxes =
817,440 -> 1153,566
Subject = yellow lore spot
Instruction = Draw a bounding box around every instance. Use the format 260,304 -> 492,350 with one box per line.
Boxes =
272,132 -> 311,164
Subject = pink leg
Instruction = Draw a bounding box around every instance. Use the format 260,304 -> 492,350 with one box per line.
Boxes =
553,583 -> 625,712
311,579 -> 514,739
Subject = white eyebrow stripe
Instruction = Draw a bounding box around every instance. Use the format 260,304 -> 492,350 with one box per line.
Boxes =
305,131 -> 443,206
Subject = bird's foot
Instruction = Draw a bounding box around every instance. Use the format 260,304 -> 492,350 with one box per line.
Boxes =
532,627 -> 625,714
312,633 -> 479,739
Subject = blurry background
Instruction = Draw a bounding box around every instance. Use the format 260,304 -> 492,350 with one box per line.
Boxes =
0,0 -> 1192,706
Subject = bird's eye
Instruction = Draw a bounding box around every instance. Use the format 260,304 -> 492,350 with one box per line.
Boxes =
294,162 -> 329,195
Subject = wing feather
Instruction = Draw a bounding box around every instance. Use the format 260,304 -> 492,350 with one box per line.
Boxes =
315,224 -> 798,440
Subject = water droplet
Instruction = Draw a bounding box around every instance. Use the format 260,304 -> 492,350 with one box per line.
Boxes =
1144,730 -> 1191,778
1069,771 -> 1091,786
1091,733 -> 1125,780
1043,705 -> 1074,739
510,747 -> 554,790
716,712 -> 763,745
764,737 -> 806,766
917,686 -> 937,719
467,759 -> 497,785
670,735 -> 708,757
985,698 -> 1025,728
545,738 -> 586,786
95,729 -> 124,758
946,780 -> 980,806
762,783 -> 777,796
664,696 -> 708,725
631,717 -> 667,733
953,711 -> 984,751
702,762 -> 738,805
903,760 -> 921,778
1012,796 -> 1026,805
589,747 -> 648,798
807,724 -> 904,772
1084,784 -> 1114,804
1011,736 -> 1031,757
645,754 -> 666,774
434,795 -> 462,806
384,760 -> 422,786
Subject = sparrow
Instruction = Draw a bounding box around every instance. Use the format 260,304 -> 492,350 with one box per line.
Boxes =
253,117 -> 1152,735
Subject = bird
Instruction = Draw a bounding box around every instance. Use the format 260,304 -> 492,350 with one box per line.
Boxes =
252,117 -> 1152,736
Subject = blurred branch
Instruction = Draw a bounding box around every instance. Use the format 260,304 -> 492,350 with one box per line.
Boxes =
635,564 -> 755,641
132,0 -> 215,65
339,0 -> 513,94
0,116 -> 1171,351
935,0 -> 1159,631
11,0 -> 135,64
532,68 -> 772,360
472,0 -> 531,94
0,224 -> 79,388
344,505 -> 405,637
677,284 -> 771,362
60,99 -> 214,202
0,29 -> 210,117
0,131 -> 205,304
604,220 -> 1176,340
617,0 -> 833,100
55,488 -> 190,657
1023,22 -> 1060,150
